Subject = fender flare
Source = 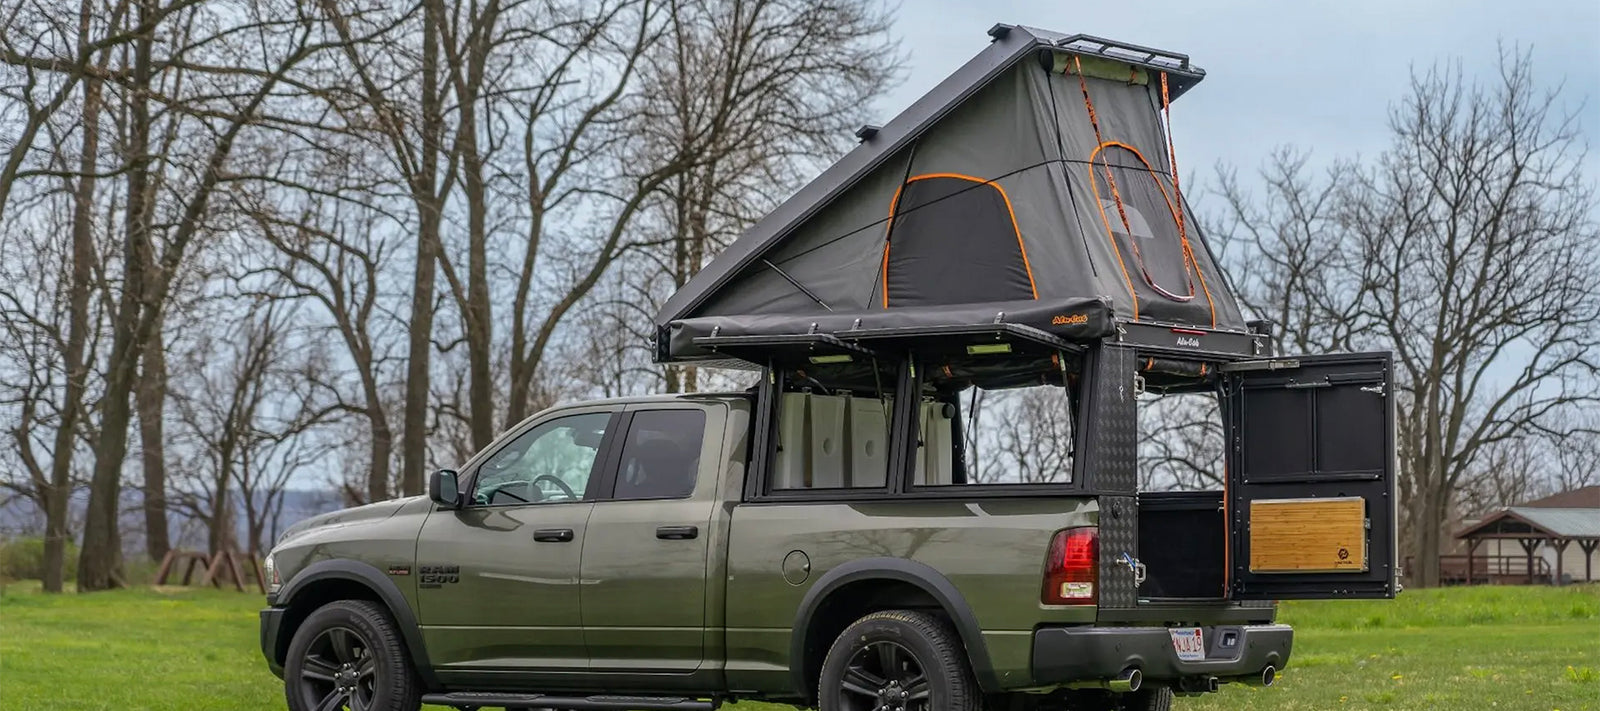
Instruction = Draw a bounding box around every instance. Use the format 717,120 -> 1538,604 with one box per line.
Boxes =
274,559 -> 440,690
789,557 -> 999,697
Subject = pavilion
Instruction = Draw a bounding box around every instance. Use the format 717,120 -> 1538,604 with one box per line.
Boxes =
1452,486 -> 1600,585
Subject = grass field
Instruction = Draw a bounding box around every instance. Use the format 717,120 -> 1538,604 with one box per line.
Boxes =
0,582 -> 1594,710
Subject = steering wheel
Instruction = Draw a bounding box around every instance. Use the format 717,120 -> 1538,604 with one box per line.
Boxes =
531,474 -> 578,501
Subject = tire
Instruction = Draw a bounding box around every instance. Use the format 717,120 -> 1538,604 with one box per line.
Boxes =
817,610 -> 980,711
1065,687 -> 1173,711
283,599 -> 423,711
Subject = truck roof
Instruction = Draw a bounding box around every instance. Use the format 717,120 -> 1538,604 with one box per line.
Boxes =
556,391 -> 752,409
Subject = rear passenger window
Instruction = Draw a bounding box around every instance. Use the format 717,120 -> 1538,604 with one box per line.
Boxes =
613,410 -> 707,500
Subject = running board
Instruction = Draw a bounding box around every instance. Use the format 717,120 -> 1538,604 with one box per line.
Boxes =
419,692 -> 716,711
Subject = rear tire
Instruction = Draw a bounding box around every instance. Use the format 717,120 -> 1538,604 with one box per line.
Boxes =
284,599 -> 423,711
1066,687 -> 1173,711
817,610 -> 980,711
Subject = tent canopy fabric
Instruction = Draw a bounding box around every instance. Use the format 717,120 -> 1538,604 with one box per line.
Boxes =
656,26 -> 1246,363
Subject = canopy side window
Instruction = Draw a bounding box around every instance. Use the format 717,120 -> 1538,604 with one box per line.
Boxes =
769,387 -> 895,492
880,174 -> 1037,308
906,352 -> 1084,490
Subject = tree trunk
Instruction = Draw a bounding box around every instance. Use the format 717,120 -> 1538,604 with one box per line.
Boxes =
463,142 -> 493,451
137,310 -> 170,562
208,484 -> 233,556
79,0 -> 156,591
367,409 -> 393,503
45,10 -> 103,591
400,0 -> 444,498
1411,489 -> 1446,588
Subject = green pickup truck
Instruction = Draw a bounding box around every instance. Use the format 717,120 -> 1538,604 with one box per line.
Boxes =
259,25 -> 1399,711
259,349 -> 1397,711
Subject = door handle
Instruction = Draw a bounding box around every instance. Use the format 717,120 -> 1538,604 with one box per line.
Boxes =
656,525 -> 699,540
533,528 -> 574,543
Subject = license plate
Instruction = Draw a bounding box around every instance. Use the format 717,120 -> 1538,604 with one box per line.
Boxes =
1169,627 -> 1205,662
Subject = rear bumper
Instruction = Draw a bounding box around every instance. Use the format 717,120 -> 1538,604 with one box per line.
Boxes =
260,607 -> 286,679
1031,624 -> 1292,684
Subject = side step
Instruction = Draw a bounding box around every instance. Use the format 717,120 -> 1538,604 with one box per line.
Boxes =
419,692 -> 717,711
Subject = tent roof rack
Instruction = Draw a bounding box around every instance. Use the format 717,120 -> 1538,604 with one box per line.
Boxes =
1052,33 -> 1195,73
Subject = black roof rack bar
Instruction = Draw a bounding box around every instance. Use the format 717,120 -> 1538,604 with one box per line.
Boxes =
1053,33 -> 1193,72
837,323 -> 1086,354
691,332 -> 879,357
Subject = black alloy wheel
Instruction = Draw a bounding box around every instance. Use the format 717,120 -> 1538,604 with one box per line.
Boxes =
818,610 -> 979,711
839,639 -> 930,711
284,599 -> 422,711
297,626 -> 378,711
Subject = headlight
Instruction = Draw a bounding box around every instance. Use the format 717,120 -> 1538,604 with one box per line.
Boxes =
263,553 -> 281,595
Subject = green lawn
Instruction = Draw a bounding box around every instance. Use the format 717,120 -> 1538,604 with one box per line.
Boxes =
0,582 -> 1594,710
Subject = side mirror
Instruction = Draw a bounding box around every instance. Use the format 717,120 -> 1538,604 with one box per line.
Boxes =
428,469 -> 461,509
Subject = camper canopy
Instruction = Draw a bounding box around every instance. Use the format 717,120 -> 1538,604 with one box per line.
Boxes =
655,25 -> 1247,366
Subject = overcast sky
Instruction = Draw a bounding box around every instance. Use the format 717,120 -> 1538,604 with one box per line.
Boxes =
880,0 -> 1599,185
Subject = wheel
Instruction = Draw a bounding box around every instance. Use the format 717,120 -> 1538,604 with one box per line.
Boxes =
1066,687 -> 1173,711
284,599 -> 422,711
817,610 -> 979,711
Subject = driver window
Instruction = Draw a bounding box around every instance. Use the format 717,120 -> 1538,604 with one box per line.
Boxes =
472,412 -> 612,506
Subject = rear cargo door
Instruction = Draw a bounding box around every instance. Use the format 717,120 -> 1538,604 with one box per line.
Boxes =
1223,352 -> 1398,599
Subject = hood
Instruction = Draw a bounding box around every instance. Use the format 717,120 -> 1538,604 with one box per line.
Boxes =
276,495 -> 425,545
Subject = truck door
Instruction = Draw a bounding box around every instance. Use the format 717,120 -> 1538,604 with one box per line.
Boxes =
415,408 -> 619,680
1224,352 -> 1398,599
579,404 -> 721,682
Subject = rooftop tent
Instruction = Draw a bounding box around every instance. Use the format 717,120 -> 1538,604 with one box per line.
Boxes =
655,26 -> 1246,364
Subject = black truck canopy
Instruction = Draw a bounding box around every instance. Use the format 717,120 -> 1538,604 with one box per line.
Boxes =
655,25 -> 1248,366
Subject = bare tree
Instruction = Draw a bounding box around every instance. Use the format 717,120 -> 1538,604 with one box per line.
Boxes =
606,0 -> 900,394
1,0 -> 907,588
1548,421 -> 1600,494
1354,52 -> 1598,586
318,0 -> 453,497
1213,49 -> 1599,587
169,298 -> 338,556
249,208 -> 405,504
1211,148 -> 1366,355
78,0 -> 348,590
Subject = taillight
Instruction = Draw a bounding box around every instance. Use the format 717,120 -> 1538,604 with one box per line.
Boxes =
1042,527 -> 1098,605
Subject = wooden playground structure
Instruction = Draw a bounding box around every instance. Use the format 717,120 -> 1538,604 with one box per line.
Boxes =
152,549 -> 267,593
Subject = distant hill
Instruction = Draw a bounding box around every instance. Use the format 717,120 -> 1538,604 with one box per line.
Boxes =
0,488 -> 345,555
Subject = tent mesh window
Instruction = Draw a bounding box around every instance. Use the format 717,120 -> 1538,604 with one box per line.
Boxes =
881,175 -> 1037,308
1088,149 -> 1195,302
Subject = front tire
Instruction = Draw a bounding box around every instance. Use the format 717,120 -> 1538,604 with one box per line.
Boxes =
818,610 -> 980,711
284,599 -> 422,711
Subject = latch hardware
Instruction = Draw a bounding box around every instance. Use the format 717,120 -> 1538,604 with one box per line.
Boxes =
1118,552 -> 1148,587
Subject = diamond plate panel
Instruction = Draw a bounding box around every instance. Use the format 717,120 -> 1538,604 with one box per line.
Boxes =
1097,494 -> 1139,609
1081,344 -> 1138,495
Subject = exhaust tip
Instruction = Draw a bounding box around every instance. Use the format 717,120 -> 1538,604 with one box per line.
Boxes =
1261,665 -> 1276,687
1109,668 -> 1142,693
